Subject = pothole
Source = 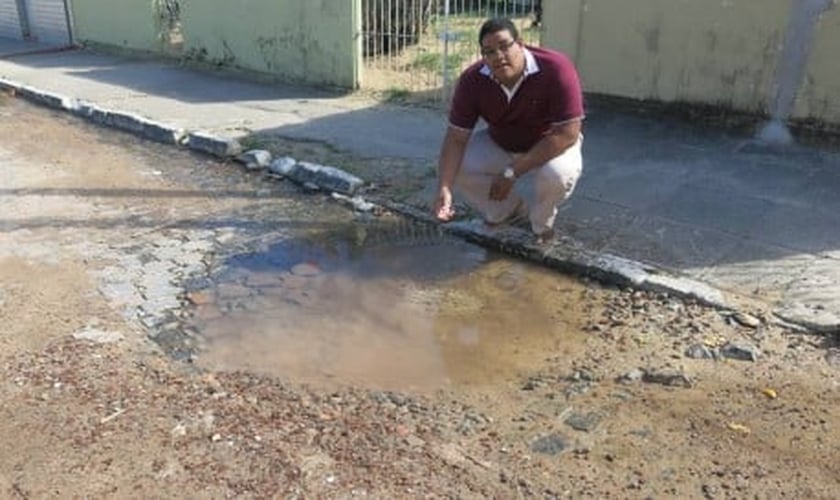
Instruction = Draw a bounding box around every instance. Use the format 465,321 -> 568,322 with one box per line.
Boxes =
177,217 -> 594,392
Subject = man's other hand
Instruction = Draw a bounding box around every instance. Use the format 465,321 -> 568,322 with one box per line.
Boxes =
434,186 -> 455,221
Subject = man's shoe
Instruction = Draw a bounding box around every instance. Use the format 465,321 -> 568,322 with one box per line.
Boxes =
535,229 -> 556,247
484,200 -> 529,230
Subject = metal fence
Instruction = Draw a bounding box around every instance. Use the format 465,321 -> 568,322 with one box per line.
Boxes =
361,0 -> 542,102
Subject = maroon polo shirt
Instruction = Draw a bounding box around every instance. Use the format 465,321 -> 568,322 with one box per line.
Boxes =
448,45 -> 584,153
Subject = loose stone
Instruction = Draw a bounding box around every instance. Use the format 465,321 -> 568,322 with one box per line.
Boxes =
564,412 -> 602,432
720,342 -> 760,362
641,369 -> 694,388
685,343 -> 716,360
269,156 -> 297,176
237,149 -> 272,170
731,312 -> 762,328
531,434 -> 570,456
617,369 -> 644,384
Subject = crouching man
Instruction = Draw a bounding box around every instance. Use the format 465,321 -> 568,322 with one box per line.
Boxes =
433,17 -> 584,244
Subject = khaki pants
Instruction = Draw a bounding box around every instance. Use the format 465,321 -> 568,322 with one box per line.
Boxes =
454,129 -> 583,234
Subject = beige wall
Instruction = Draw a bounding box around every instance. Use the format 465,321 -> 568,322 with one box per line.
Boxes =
70,0 -> 160,51
178,0 -> 359,88
541,0 -> 584,62
544,0 -> 840,124
70,0 -> 361,89
796,5 -> 840,122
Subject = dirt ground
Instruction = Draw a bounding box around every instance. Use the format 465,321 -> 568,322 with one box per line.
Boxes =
1,96 -> 839,499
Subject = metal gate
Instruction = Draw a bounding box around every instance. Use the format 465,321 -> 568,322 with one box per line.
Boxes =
361,0 -> 542,102
23,0 -> 71,44
0,0 -> 24,38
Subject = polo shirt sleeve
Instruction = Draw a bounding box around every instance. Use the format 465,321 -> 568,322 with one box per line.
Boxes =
448,72 -> 480,131
548,54 -> 584,125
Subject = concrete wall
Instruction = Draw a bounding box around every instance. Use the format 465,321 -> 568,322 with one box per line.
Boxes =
70,0 -> 160,51
69,0 -> 361,89
543,0 -> 840,125
797,5 -> 840,123
178,0 -> 358,88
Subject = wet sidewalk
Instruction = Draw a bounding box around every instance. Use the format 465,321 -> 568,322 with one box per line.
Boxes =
1,44 -> 838,331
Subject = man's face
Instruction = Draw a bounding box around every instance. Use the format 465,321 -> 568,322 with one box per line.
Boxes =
480,29 -> 524,83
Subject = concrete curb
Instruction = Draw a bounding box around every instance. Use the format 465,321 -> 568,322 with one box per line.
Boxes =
381,201 -> 732,310
1,77 -> 72,109
2,77 -> 193,148
187,131 -> 242,157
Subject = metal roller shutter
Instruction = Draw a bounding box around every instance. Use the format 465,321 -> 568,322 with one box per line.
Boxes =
25,0 -> 69,44
0,0 -> 23,39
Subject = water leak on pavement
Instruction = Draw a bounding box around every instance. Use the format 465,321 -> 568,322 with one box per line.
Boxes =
187,218 -> 591,392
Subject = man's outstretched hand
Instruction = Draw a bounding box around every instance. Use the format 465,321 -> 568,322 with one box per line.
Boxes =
433,186 -> 455,222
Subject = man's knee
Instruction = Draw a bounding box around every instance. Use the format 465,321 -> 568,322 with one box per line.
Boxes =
535,160 -> 581,198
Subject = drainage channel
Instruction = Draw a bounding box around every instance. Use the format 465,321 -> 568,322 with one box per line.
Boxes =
169,215 -> 594,392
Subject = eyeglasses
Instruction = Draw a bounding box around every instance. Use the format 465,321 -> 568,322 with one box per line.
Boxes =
480,39 -> 517,58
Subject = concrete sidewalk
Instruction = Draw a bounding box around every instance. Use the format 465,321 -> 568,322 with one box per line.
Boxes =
1,45 -> 839,332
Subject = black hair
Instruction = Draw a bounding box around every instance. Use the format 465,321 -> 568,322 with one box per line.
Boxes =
478,17 -> 519,46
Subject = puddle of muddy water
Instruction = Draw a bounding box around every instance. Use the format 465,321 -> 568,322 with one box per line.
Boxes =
188,220 -> 592,392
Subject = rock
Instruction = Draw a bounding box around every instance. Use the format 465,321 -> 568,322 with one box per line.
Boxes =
72,326 -> 124,344
433,443 -> 468,466
617,368 -> 644,384
387,392 -> 408,407
352,198 -> 376,212
531,434 -> 570,456
569,369 -> 597,382
269,156 -> 297,176
702,483 -> 720,498
564,381 -> 594,398
521,379 -> 539,391
330,192 -> 376,213
731,312 -> 762,328
564,412 -> 602,432
610,390 -> 634,401
289,161 -> 364,195
237,149 -> 272,170
642,369 -> 693,388
685,343 -> 716,360
405,435 -> 425,448
720,342 -> 760,362
291,263 -> 321,277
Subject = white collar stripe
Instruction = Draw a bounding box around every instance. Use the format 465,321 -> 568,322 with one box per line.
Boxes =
479,47 -> 540,101
479,47 -> 540,77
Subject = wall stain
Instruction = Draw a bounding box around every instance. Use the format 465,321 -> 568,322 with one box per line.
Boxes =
705,30 -> 718,52
219,39 -> 236,67
644,26 -> 661,53
153,0 -> 184,55
256,36 -> 281,72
